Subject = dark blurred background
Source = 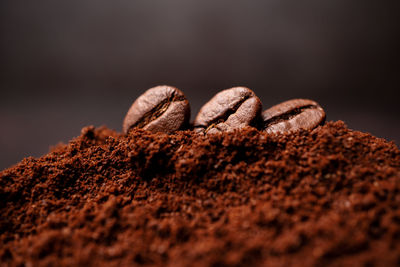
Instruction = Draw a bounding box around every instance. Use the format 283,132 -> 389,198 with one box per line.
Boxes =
1,0 -> 399,170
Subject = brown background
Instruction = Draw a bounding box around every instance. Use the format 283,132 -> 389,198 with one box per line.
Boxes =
1,0 -> 399,170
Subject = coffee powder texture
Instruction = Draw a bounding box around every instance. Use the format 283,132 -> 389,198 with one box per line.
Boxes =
1,121 -> 400,266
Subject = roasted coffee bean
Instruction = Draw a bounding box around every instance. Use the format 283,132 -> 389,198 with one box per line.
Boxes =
194,87 -> 262,134
123,85 -> 190,134
262,99 -> 325,134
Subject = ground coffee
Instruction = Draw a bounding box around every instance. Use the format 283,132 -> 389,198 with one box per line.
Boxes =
1,121 -> 400,266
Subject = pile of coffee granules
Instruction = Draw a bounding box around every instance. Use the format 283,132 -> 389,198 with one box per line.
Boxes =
1,121 -> 400,267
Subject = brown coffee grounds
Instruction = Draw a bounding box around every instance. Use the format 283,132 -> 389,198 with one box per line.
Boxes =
1,121 -> 400,267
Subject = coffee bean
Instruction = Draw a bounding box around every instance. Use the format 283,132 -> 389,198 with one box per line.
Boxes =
123,85 -> 190,134
194,87 -> 262,134
262,99 -> 325,134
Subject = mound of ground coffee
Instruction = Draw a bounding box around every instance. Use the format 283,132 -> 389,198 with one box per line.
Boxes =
1,121 -> 400,266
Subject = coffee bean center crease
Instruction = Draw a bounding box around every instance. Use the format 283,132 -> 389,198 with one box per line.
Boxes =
263,104 -> 318,129
132,93 -> 186,129
197,94 -> 252,132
